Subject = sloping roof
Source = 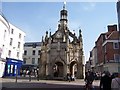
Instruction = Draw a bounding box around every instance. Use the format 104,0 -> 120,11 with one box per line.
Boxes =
107,31 -> 119,40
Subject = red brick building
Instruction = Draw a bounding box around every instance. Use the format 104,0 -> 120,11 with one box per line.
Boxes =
96,25 -> 120,73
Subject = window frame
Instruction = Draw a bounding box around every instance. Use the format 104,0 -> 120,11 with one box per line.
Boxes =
114,54 -> 120,62
32,58 -> 35,64
113,42 -> 119,49
32,50 -> 35,55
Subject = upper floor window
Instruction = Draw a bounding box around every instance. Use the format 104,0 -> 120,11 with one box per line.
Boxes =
10,38 -> 13,46
33,43 -> 36,48
32,58 -> 35,64
8,50 -> 11,57
38,50 -> 41,55
11,29 -> 14,34
113,42 -> 119,49
24,50 -> 27,55
38,58 -> 40,64
19,33 -> 21,39
32,50 -> 35,55
4,30 -> 6,39
17,52 -> 19,58
18,42 -> 20,48
114,54 -> 120,62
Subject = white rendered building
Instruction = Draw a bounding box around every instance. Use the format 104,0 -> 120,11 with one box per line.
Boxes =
0,14 -> 10,77
23,42 -> 41,66
0,14 -> 25,77
8,23 -> 25,60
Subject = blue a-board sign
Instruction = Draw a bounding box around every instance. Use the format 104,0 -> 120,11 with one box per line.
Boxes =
4,58 -> 23,76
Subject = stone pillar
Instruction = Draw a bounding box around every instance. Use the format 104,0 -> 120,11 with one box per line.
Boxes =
39,50 -> 47,79
76,63 -> 83,79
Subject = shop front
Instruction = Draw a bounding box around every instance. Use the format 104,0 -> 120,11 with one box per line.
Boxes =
4,58 -> 23,76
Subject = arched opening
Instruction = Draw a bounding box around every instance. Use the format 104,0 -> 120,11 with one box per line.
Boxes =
53,62 -> 63,77
70,61 -> 77,78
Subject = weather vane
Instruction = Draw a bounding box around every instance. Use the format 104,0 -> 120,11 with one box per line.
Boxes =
63,0 -> 66,9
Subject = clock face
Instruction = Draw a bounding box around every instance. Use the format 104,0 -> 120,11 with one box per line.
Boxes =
56,32 -> 62,38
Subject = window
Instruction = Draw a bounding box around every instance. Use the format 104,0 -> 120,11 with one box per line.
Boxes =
8,50 -> 11,57
11,29 -> 14,34
19,33 -> 21,39
18,42 -> 20,48
17,52 -> 19,58
33,43 -> 36,48
90,51 -> 92,57
4,30 -> 6,39
113,42 -> 119,49
32,50 -> 35,55
114,54 -> 120,62
23,58 -> 26,64
24,50 -> 27,55
38,50 -> 41,55
38,58 -> 40,64
32,58 -> 35,64
10,38 -> 13,45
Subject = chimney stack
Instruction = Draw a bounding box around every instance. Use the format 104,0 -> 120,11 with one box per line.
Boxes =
107,24 -> 117,32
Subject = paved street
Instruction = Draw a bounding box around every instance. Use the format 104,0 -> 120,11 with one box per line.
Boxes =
0,77 -> 100,90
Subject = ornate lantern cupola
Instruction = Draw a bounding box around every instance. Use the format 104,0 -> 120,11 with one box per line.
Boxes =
60,2 -> 68,23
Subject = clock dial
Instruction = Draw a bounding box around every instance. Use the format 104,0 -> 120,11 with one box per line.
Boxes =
56,32 -> 62,38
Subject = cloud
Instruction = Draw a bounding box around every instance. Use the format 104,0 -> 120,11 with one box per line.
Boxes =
83,2 -> 96,12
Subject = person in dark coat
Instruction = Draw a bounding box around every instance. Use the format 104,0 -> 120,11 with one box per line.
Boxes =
100,71 -> 112,90
84,70 -> 95,89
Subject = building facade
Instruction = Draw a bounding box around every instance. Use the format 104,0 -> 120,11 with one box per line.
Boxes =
39,4 -> 84,79
87,46 -> 97,72
96,25 -> 120,74
0,14 -> 10,77
8,23 -> 25,60
86,24 -> 120,75
23,42 -> 41,66
0,14 -> 25,77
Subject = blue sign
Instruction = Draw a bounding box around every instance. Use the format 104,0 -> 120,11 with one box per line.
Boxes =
4,58 -> 23,76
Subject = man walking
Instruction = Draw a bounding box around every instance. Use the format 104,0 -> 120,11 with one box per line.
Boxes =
111,73 -> 120,90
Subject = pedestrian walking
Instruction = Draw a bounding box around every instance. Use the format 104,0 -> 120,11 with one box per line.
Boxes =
100,71 -> 112,90
66,73 -> 71,82
84,70 -> 95,90
111,72 -> 120,90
